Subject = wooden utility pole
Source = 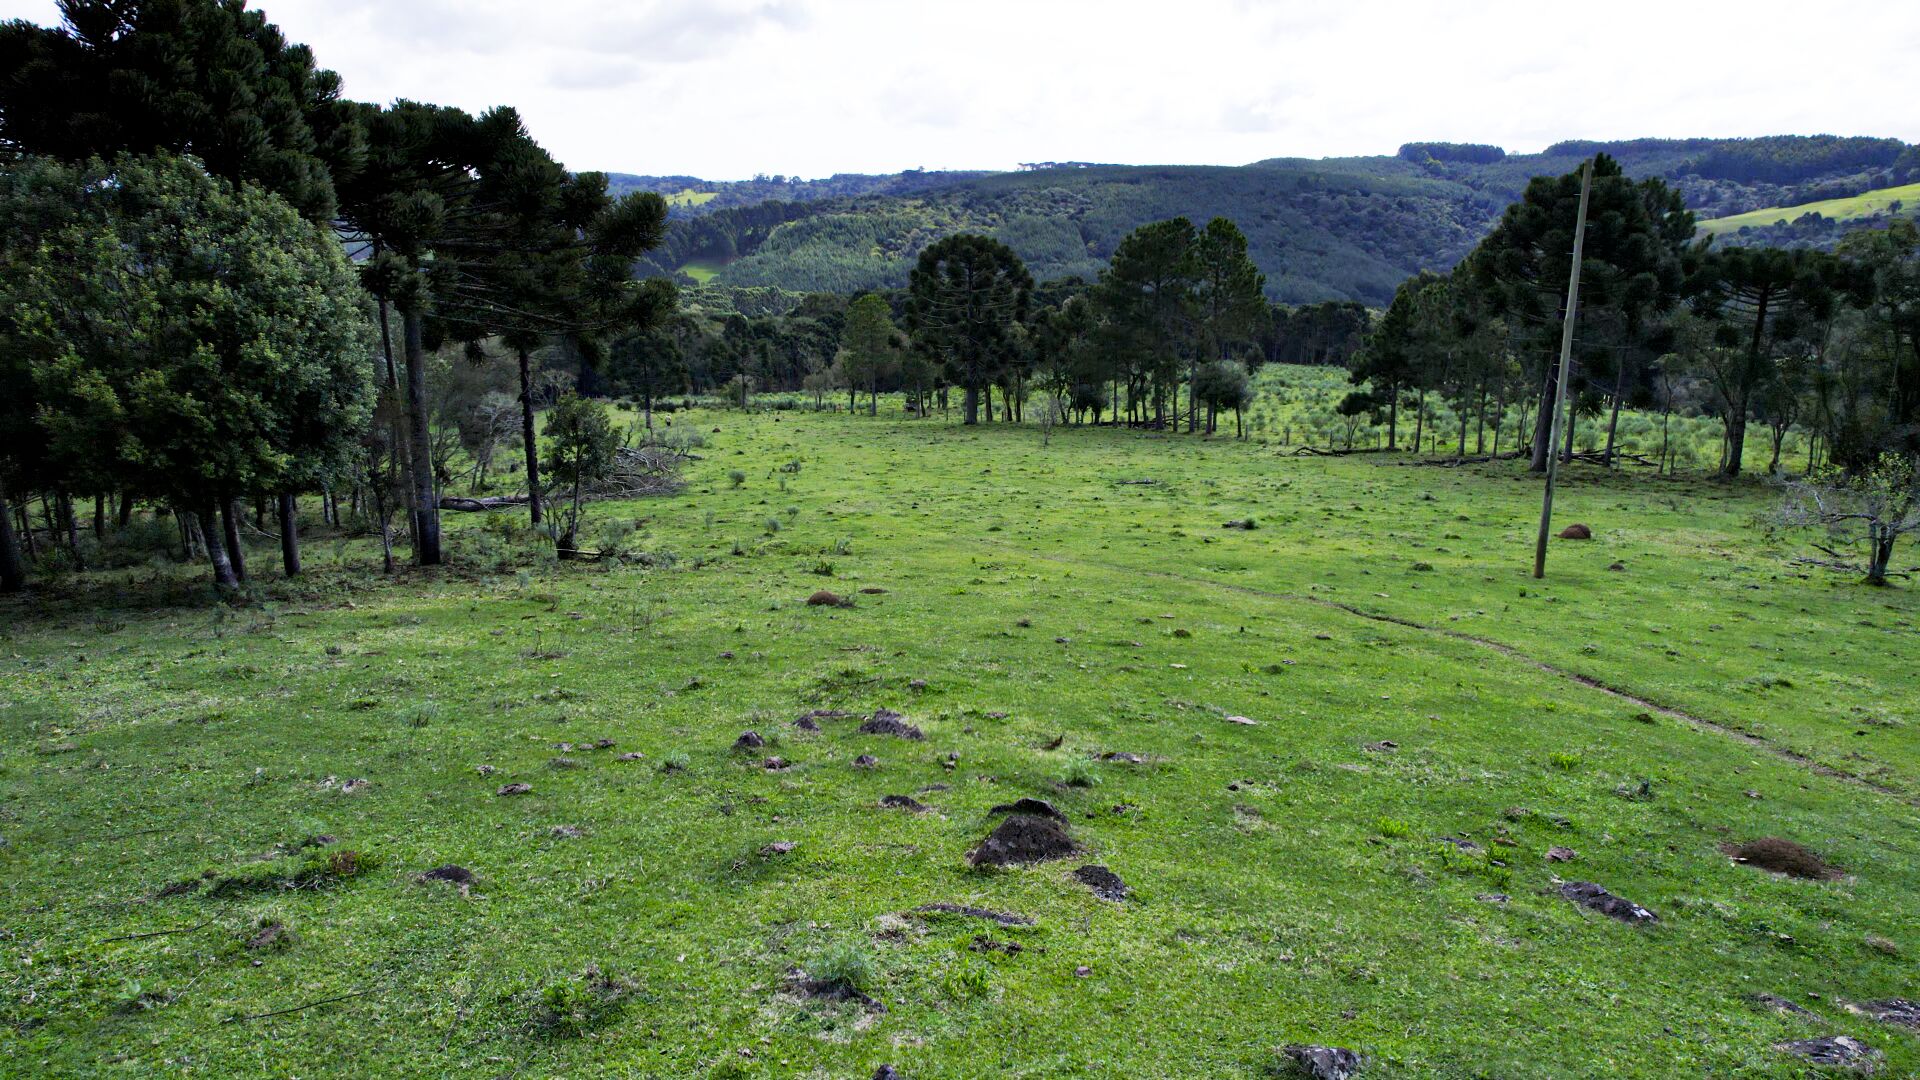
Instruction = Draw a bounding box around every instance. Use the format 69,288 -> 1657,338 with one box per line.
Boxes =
1533,157 -> 1594,579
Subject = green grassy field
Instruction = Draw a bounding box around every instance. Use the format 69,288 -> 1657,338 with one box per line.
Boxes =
665,188 -> 720,210
681,259 -> 724,284
1699,182 -> 1920,236
3,403 -> 1917,1078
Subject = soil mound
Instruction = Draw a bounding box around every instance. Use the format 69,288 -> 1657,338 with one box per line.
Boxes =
1558,523 -> 1592,540
858,709 -> 924,740
806,590 -> 852,607
880,794 -> 928,812
969,814 -> 1076,867
1073,864 -> 1128,900
987,797 -> 1065,821
1729,837 -> 1834,879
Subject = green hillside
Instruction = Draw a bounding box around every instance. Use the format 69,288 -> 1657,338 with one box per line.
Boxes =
1699,181 -> 1920,235
614,136 -> 1918,306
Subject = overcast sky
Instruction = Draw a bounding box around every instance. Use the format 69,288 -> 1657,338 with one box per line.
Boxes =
6,0 -> 1919,179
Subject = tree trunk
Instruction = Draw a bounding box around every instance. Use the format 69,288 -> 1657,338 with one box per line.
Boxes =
1530,363 -> 1556,472
1563,390 -> 1579,462
963,384 -> 980,425
198,506 -> 240,592
515,346 -> 545,526
117,491 -> 133,529
404,309 -> 442,563
1866,527 -> 1894,586
1411,391 -> 1426,455
1603,364 -> 1627,467
221,499 -> 247,582
58,491 -> 80,563
278,492 -> 301,577
93,493 -> 106,539
1188,359 -> 1198,433
0,478 -> 25,592
1386,386 -> 1398,450
1723,414 -> 1749,479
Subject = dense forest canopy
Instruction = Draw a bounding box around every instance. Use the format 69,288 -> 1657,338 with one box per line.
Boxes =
614,136 -> 1920,307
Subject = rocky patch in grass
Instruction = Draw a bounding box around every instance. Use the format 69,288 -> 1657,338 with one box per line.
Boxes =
1849,999 -> 1920,1029
1748,992 -> 1816,1016
496,782 -> 533,796
1557,881 -> 1658,924
879,794 -> 928,812
1281,1044 -> 1364,1079
1776,1035 -> 1880,1073
732,730 -> 765,751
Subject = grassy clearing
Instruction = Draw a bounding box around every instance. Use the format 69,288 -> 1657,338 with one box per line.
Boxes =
1699,182 -> 1920,235
681,259 -> 724,284
3,403 -> 1917,1078
664,188 -> 719,209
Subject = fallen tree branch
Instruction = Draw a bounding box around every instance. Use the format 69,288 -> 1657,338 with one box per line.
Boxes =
438,495 -> 531,512
221,989 -> 372,1024
98,920 -> 212,944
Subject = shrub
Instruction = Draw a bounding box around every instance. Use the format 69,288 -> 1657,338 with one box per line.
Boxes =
727,469 -> 746,488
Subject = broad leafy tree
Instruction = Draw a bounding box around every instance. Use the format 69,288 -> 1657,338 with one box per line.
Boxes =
0,153 -> 375,590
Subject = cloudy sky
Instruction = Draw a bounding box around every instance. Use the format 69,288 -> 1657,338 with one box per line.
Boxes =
6,0 -> 1919,179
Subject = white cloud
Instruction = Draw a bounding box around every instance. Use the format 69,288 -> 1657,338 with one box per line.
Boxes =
3,0 -> 1917,178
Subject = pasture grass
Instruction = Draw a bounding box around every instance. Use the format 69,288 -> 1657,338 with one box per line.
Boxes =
2,402 -> 1917,1077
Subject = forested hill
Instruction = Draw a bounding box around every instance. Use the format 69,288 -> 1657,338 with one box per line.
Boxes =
608,135 -> 1920,306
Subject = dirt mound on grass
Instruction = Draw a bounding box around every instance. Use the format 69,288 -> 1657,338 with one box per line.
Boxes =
879,794 -> 928,812
421,864 -> 474,885
1726,837 -> 1836,879
987,797 -> 1065,821
1558,881 -> 1658,924
858,709 -> 924,740
969,814 -> 1076,867
1072,864 -> 1128,900
806,590 -> 852,608
1557,523 -> 1592,540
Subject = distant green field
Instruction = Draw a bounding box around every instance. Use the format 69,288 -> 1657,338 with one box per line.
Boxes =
679,259 -> 723,283
1698,182 -> 1920,235
663,188 -> 718,209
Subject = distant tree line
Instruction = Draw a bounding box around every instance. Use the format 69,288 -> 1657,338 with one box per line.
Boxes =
1350,155 -> 1920,580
